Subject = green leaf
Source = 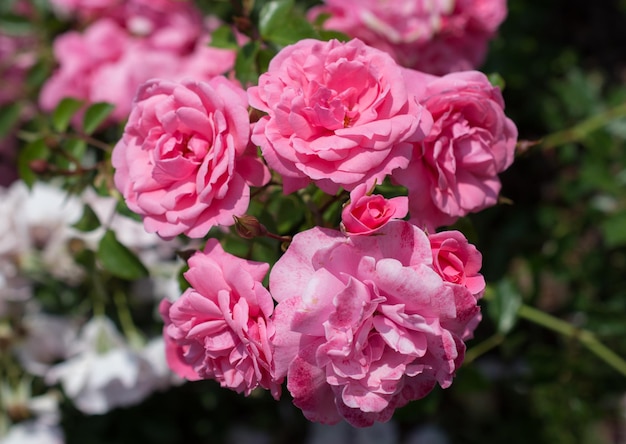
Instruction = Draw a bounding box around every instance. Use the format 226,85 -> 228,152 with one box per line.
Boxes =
17,138 -> 49,187
97,229 -> 149,280
487,72 -> 506,90
318,29 -> 350,42
235,41 -> 261,86
259,0 -> 318,46
73,204 -> 101,232
52,98 -> 83,132
64,138 -> 87,161
82,102 -> 115,135
258,0 -> 292,35
0,102 -> 21,138
0,13 -> 33,35
26,59 -> 50,90
209,25 -> 239,50
487,279 -> 522,334
600,211 -> 626,248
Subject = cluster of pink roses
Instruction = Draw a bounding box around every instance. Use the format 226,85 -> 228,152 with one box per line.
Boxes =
111,35 -> 517,426
40,0 -> 237,123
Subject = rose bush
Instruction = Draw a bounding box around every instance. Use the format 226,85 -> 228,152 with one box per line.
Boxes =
269,221 -> 482,426
248,38 -> 432,194
393,70 -> 517,230
160,239 -> 281,398
112,76 -> 270,238
340,182 -> 408,236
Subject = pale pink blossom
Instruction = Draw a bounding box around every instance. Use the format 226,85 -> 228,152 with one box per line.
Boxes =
249,38 -> 432,194
0,28 -> 36,106
270,221 -> 480,426
341,182 -> 408,236
310,0 -> 507,75
112,77 -> 270,238
393,70 -> 517,230
39,4 -> 236,125
161,239 -> 281,398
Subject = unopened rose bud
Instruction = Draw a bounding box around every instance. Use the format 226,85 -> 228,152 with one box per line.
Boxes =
233,215 -> 267,239
29,159 -> 49,174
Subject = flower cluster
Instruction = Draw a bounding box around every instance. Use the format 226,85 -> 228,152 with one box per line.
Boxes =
142,35 -> 515,426
0,0 -> 515,436
40,0 -> 237,124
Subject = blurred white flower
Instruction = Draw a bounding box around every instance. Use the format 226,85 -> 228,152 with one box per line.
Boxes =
0,181 -> 83,284
0,420 -> 64,444
45,316 -> 176,414
15,313 -> 80,376
306,420 -> 399,444
0,378 -> 62,444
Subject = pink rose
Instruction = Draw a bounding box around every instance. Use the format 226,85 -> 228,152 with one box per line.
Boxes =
160,239 -> 281,398
39,6 -> 236,124
340,182 -> 408,236
393,70 -> 517,231
270,221 -> 480,426
249,38 -> 432,194
310,0 -> 507,75
429,231 -> 485,298
159,299 -> 200,381
112,77 -> 270,238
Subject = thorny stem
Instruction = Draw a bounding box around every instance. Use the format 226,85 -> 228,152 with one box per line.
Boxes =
540,101 -> 626,149
479,289 -> 626,377
516,304 -> 626,377
464,333 -> 505,365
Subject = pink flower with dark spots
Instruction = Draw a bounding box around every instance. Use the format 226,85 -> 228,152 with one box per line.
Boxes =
270,221 -> 480,426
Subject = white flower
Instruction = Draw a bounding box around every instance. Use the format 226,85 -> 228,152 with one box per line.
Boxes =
0,379 -> 62,444
0,420 -> 64,444
15,313 -> 80,376
45,316 -> 176,414
0,181 -> 83,283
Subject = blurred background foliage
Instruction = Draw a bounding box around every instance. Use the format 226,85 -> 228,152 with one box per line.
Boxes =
3,0 -> 626,443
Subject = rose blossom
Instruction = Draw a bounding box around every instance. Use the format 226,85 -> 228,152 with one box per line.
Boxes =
248,38 -> 432,194
270,221 -> 481,426
340,182 -> 408,236
429,230 -> 485,298
310,0 -> 507,75
112,77 -> 270,238
39,2 -> 236,124
393,70 -> 517,231
161,239 -> 281,398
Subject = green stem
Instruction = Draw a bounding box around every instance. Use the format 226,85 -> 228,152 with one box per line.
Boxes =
113,290 -> 143,348
464,333 -> 505,365
541,102 -> 626,149
517,304 -> 626,377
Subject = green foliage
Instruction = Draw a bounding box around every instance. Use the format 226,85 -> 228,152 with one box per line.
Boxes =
82,102 -> 115,135
73,204 -> 102,232
52,98 -> 83,133
97,230 -> 149,280
259,0 -> 318,46
487,280 -> 522,334
17,138 -> 49,187
0,102 -> 21,137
